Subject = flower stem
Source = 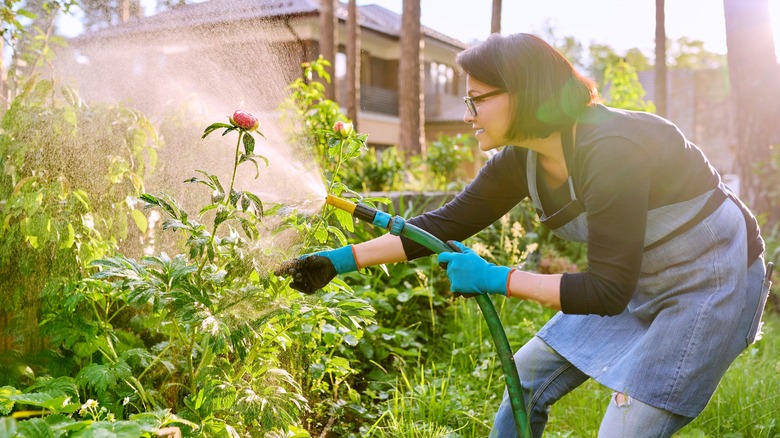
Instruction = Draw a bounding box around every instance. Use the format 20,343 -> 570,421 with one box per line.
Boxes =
228,131 -> 242,201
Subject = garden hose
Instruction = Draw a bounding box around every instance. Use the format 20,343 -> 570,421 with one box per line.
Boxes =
325,195 -> 531,438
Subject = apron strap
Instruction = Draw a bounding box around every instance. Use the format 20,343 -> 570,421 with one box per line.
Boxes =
643,187 -> 727,252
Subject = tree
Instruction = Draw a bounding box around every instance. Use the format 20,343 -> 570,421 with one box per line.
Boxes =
319,0 -> 337,100
79,0 -> 142,30
723,0 -> 780,217
539,24 -> 584,69
399,0 -> 424,154
603,59 -> 656,112
346,0 -> 360,128
588,43 -> 620,83
655,0 -> 667,117
669,37 -> 727,69
156,0 -> 188,11
625,48 -> 651,71
491,0 -> 501,34
2,0 -> 73,105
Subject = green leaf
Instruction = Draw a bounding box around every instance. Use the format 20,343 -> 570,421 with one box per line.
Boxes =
314,225 -> 328,243
214,209 -> 229,227
334,208 -> 355,233
242,133 -> 255,155
72,421 -> 143,437
16,418 -> 52,438
17,9 -> 38,19
327,226 -> 348,247
7,393 -> 70,412
183,177 -> 213,189
0,386 -> 21,415
59,222 -> 75,249
228,190 -> 241,208
139,193 -> 160,207
76,364 -> 114,392
201,122 -> 233,139
242,192 -> 264,217
195,170 -> 224,195
202,381 -> 237,412
198,203 -> 220,216
238,217 -> 257,239
130,209 -> 147,234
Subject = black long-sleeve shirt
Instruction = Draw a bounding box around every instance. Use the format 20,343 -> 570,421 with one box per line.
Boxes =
401,105 -> 763,316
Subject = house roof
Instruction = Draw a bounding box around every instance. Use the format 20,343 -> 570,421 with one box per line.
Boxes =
73,0 -> 469,50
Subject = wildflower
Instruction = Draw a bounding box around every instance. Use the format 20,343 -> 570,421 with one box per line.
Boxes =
471,242 -> 491,258
201,315 -> 219,335
79,399 -> 98,417
231,110 -> 259,131
333,120 -> 354,138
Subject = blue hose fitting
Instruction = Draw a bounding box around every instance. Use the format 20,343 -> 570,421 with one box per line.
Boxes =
389,216 -> 405,236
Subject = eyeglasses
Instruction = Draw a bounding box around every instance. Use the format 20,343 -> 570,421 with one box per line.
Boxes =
463,89 -> 506,117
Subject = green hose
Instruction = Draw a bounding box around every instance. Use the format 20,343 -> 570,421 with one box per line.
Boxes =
325,196 -> 531,437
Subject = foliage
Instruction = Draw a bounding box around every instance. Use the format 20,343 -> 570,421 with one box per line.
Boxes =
413,134 -> 475,191
78,0 -> 144,31
1,99 -> 376,436
601,59 -> 656,113
1,1 -> 76,109
341,146 -> 406,193
0,78 -> 157,355
278,56 -> 358,192
1,1 -> 35,50
668,37 -> 727,70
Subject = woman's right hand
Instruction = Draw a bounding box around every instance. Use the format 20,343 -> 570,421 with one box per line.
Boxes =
274,255 -> 339,294
274,245 -> 358,294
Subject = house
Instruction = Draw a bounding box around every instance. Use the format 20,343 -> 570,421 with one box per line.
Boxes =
62,0 -> 471,150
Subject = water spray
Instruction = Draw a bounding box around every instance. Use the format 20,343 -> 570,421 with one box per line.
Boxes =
325,195 -> 531,438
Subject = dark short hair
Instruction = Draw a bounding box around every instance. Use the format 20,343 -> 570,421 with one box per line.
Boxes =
456,33 -> 598,140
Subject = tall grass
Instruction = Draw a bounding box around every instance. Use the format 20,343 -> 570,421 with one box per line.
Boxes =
677,316 -> 780,437
373,297 -> 780,437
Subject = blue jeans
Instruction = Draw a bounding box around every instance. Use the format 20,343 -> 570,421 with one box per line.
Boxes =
489,337 -> 694,438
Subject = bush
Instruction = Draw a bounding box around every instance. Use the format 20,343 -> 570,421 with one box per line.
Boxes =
0,79 -> 157,358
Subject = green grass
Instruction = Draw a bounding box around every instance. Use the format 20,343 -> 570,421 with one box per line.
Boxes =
374,301 -> 780,437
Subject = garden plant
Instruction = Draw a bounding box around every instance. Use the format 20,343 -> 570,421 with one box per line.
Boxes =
0,45 -> 777,438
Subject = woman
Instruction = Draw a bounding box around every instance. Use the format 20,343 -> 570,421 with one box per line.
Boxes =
278,33 -> 769,437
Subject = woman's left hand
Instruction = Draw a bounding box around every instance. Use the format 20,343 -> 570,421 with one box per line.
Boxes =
437,241 -> 514,296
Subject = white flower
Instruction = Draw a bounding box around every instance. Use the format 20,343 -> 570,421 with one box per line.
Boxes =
201,316 -> 219,335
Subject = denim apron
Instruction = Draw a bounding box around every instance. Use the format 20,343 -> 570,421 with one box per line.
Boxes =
525,139 -> 767,418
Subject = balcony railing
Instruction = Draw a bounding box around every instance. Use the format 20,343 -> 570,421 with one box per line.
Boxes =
360,85 -> 399,116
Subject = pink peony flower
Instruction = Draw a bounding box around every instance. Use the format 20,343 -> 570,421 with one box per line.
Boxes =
231,110 -> 259,131
333,120 -> 354,138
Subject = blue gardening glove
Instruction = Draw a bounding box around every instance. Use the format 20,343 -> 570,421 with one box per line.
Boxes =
275,245 -> 359,294
437,241 -> 514,296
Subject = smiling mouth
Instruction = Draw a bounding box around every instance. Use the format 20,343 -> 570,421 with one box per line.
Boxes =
475,129 -> 484,135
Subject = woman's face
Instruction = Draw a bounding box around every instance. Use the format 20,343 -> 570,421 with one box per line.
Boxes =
463,76 -> 513,151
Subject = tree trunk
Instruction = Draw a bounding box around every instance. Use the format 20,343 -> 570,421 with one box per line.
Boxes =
319,0 -> 337,100
491,0 -> 502,34
121,0 -> 130,22
723,0 -> 780,218
399,0 -> 424,154
654,0 -> 667,118
346,0 -> 360,128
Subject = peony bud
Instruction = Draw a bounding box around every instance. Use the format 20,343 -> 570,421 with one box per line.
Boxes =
232,110 -> 259,131
333,120 -> 354,138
